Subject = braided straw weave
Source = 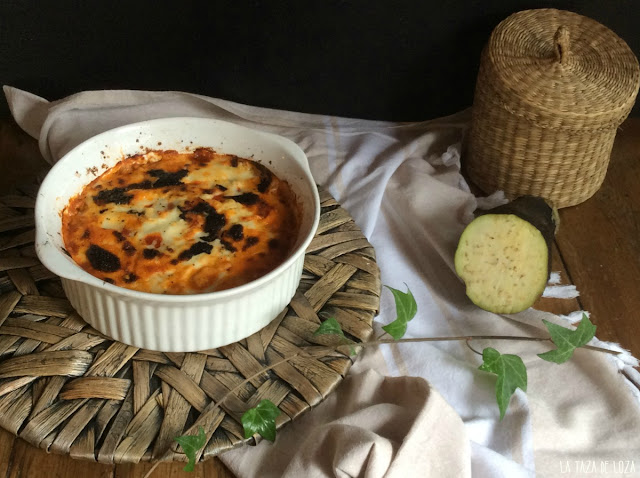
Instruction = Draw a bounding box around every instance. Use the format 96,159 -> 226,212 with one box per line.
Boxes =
0,182 -> 380,464
467,8 -> 640,208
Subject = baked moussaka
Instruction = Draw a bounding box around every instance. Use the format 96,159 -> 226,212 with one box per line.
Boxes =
61,148 -> 301,294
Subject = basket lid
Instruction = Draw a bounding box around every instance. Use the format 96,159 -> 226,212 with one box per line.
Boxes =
487,9 -> 640,124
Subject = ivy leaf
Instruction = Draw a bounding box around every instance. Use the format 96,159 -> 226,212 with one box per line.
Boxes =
387,284 -> 418,323
242,399 -> 281,442
314,317 -> 356,356
381,319 -> 408,341
314,317 -> 346,338
479,347 -> 527,420
173,426 -> 206,472
382,285 -> 417,340
538,314 -> 596,364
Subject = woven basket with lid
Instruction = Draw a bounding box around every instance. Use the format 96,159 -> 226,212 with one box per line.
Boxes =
467,8 -> 640,208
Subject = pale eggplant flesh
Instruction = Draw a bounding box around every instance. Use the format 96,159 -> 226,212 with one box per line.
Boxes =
454,196 -> 556,314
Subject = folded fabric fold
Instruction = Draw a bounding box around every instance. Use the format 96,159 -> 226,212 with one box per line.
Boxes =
227,370 -> 470,478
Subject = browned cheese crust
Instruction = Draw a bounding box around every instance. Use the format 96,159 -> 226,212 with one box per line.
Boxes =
62,148 -> 300,294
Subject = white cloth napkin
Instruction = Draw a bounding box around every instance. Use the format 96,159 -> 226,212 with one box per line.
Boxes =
5,86 -> 640,478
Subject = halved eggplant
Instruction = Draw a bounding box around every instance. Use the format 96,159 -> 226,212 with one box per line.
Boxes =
455,196 -> 556,314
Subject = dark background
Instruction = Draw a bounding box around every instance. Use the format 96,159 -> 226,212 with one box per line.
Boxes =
1,1 -> 638,121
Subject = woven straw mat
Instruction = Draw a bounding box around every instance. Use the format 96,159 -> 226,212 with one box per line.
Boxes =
0,182 -> 381,464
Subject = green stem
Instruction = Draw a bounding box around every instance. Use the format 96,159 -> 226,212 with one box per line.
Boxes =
306,335 -> 622,357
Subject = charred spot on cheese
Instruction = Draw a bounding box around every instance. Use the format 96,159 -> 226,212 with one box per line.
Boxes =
148,168 -> 188,188
181,201 -> 227,241
95,168 -> 188,204
86,244 -> 121,272
243,236 -> 259,250
62,148 -> 301,294
122,273 -> 138,283
228,192 -> 259,205
178,241 -> 213,261
143,248 -> 162,259
93,187 -> 133,205
203,212 -> 226,240
122,241 -> 136,256
127,179 -> 153,190
220,239 -> 237,252
254,162 -> 273,193
227,224 -> 244,241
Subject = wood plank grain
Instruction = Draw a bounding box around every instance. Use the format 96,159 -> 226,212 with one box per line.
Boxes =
553,117 -> 640,356
7,426 -> 234,477
0,427 -> 15,478
0,120 -> 49,194
114,457 -> 234,478
6,437 -> 114,478
532,241 -> 581,316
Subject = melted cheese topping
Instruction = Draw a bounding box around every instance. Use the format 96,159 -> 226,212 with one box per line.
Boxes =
62,148 -> 300,294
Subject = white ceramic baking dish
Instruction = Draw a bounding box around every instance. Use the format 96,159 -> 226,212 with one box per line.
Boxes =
35,117 -> 320,352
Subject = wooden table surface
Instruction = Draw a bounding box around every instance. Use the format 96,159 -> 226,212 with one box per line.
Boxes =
0,115 -> 638,477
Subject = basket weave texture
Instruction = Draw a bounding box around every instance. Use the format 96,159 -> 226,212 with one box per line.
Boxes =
0,183 -> 380,464
468,8 -> 640,208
